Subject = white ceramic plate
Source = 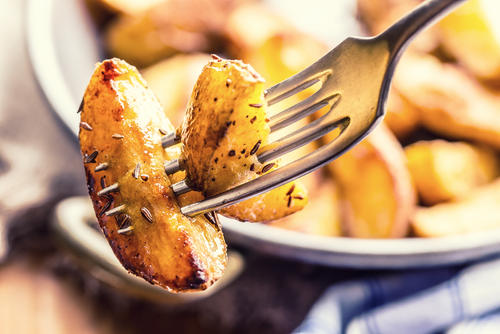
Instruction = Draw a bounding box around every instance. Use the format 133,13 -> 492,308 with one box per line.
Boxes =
27,0 -> 500,269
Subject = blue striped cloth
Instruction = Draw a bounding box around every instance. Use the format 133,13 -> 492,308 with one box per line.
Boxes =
294,257 -> 500,333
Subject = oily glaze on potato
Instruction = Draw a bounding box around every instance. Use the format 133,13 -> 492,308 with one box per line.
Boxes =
79,58 -> 226,291
181,57 -> 307,222
405,140 -> 499,205
395,53 -> 500,149
326,125 -> 416,238
412,178 -> 500,237
383,88 -> 420,139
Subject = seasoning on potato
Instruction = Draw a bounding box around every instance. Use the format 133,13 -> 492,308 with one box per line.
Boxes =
79,58 -> 226,291
180,56 -> 308,222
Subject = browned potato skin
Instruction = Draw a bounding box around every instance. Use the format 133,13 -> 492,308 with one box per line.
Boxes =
181,58 -> 307,222
142,53 -> 210,128
327,125 -> 416,238
395,54 -> 500,149
412,178 -> 500,237
405,140 -> 500,205
79,59 -> 226,292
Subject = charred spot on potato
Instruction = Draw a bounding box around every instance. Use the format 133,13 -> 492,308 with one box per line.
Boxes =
228,150 -> 236,156
250,140 -> 261,155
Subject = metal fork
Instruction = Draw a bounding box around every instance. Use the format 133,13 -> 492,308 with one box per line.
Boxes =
162,0 -> 466,217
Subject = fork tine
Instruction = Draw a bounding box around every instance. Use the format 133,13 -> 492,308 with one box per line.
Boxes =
268,91 -> 341,132
180,121 -> 371,217
258,106 -> 347,164
264,69 -> 331,106
161,132 -> 180,148
171,179 -> 192,195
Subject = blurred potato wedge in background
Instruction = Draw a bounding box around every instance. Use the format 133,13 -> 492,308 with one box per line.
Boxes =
383,88 -> 420,139
436,0 -> 500,84
181,58 -> 307,222
269,176 -> 341,237
105,0 -> 239,67
327,125 -> 416,238
142,53 -> 210,127
412,178 -> 500,237
79,59 -> 226,291
395,53 -> 500,149
406,140 -> 500,205
224,2 -> 292,59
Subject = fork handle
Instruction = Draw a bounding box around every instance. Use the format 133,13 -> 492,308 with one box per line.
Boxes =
381,0 -> 466,60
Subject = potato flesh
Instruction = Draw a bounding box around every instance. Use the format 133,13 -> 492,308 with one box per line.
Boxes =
326,125 -> 415,238
79,58 -> 226,291
437,0 -> 500,82
412,178 -> 500,237
405,140 -> 500,205
394,53 -> 500,149
181,58 -> 307,222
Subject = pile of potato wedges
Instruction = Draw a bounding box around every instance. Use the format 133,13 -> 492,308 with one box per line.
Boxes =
86,0 -> 500,240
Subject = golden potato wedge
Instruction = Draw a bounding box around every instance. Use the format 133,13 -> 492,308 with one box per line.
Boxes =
394,53 -> 500,149
105,0 -> 238,67
79,58 -> 226,291
142,53 -> 210,127
181,57 -> 307,222
436,0 -> 500,83
326,124 -> 416,238
405,140 -> 500,205
412,178 -> 500,237
383,88 -> 420,139
269,176 -> 342,237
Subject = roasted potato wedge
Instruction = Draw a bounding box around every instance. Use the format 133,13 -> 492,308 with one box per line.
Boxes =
383,88 -> 420,139
436,0 -> 500,83
412,178 -> 500,237
105,0 -> 237,67
79,58 -> 226,291
394,53 -> 500,149
142,53 -> 210,127
405,140 -> 500,205
327,125 -> 416,238
269,176 -> 342,237
181,57 -> 307,222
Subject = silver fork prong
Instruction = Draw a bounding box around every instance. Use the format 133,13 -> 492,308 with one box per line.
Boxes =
164,159 -> 183,174
180,122 -> 368,217
265,67 -> 331,106
171,179 -> 192,195
268,92 -> 340,132
258,115 -> 348,164
161,132 -> 180,148
266,78 -> 319,106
